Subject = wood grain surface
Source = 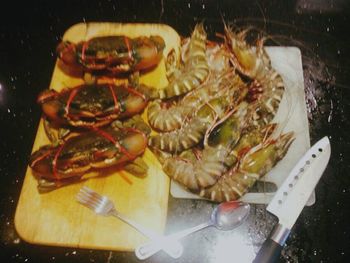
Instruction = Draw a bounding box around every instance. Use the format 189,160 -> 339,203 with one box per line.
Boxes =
15,23 -> 181,251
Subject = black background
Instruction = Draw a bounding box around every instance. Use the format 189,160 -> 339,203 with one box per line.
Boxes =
1,1 -> 349,262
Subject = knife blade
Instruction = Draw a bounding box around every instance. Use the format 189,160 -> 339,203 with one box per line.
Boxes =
253,136 -> 331,263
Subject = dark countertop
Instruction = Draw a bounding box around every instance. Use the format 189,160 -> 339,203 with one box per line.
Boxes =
1,1 -> 349,262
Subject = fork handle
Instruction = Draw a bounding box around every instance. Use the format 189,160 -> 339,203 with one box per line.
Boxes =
111,210 -> 183,259
112,210 -> 157,238
135,222 -> 211,260
135,237 -> 183,260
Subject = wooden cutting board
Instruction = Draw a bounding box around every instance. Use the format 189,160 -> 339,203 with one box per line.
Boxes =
15,23 -> 181,251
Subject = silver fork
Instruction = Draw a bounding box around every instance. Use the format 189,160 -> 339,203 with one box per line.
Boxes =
76,186 -> 183,259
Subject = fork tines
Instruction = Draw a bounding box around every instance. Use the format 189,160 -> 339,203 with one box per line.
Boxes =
76,186 -> 109,214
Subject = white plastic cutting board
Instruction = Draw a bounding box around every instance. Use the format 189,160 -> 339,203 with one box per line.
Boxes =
170,46 -> 313,205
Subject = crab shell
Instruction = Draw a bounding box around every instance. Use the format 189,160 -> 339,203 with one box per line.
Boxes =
29,125 -> 147,181
56,35 -> 165,75
37,83 -> 149,128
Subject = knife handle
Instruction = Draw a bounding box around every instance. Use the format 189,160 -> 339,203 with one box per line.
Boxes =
253,238 -> 283,263
253,224 -> 290,263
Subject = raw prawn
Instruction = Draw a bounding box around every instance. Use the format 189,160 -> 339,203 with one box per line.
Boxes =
199,131 -> 294,202
161,102 -> 250,190
147,70 -> 244,132
224,24 -> 285,128
148,83 -> 247,153
158,23 -> 209,99
162,111 -> 278,191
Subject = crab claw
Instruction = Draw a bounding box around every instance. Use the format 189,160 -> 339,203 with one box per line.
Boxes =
37,89 -> 63,123
37,89 -> 58,104
56,41 -> 84,76
133,36 -> 166,71
56,41 -> 77,65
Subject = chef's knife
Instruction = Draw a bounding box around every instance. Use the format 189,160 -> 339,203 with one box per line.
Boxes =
253,136 -> 331,263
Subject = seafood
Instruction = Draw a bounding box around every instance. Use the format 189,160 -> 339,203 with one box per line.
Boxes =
153,24 -> 293,202
161,103 -> 277,191
38,83 -> 148,128
29,117 -> 150,192
247,74 -> 285,128
205,41 -> 231,73
148,82 -> 248,153
224,25 -> 285,128
223,123 -> 277,167
159,23 -> 209,99
57,35 -> 165,75
199,131 -> 294,202
147,70 -> 244,132
161,103 -> 250,190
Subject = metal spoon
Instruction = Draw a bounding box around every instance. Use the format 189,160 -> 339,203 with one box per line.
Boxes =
135,201 -> 250,260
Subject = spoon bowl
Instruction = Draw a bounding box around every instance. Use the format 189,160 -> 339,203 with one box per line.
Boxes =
135,201 -> 250,260
212,201 -> 251,230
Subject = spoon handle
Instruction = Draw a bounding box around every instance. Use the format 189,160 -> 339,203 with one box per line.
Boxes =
135,222 -> 211,260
